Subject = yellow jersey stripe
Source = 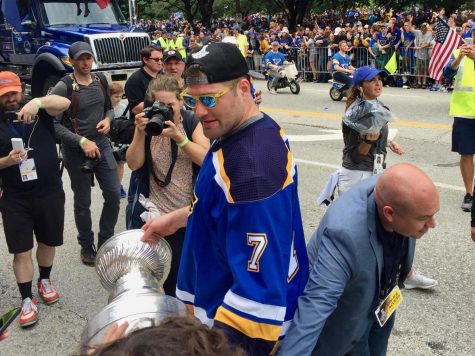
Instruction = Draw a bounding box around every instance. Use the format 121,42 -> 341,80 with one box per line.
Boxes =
214,306 -> 281,341
217,149 -> 234,203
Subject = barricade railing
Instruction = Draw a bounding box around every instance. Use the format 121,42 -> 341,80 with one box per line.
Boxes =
247,46 -> 432,86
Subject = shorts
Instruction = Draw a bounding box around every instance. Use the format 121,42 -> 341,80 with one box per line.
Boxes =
0,189 -> 65,254
452,117 -> 475,155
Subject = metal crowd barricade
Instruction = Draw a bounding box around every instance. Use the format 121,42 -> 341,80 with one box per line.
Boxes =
260,45 -> 431,85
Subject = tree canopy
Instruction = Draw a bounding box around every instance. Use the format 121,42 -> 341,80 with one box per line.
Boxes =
118,0 -> 475,30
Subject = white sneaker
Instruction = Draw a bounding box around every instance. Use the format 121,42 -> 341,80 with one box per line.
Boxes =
404,270 -> 438,290
269,88 -> 277,95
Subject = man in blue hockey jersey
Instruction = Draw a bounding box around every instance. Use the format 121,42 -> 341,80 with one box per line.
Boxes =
142,42 -> 309,355
263,41 -> 290,94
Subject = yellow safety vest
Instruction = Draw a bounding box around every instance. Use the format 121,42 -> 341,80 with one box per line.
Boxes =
236,34 -> 248,58
168,38 -> 176,50
157,38 -> 169,51
174,36 -> 186,59
450,49 -> 475,118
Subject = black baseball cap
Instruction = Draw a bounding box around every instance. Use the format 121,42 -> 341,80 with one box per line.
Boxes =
184,42 -> 250,85
163,49 -> 183,62
69,41 -> 94,60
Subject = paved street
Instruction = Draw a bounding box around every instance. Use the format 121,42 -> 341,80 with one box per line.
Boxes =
1,81 -> 474,356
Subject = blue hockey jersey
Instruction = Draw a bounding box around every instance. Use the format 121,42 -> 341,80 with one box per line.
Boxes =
176,114 -> 309,342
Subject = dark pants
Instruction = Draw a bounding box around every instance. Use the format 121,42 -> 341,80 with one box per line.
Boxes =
333,71 -> 353,88
62,143 -> 120,248
163,227 -> 186,297
346,313 -> 396,356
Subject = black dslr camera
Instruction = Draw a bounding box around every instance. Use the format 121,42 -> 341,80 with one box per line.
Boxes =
81,156 -> 100,173
143,101 -> 173,136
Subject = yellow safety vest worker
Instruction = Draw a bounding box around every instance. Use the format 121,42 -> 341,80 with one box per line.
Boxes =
449,49 -> 475,118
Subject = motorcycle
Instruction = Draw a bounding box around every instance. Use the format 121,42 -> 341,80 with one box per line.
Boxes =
329,80 -> 350,101
267,63 -> 300,94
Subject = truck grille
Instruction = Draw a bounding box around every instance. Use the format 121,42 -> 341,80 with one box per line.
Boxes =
93,36 -> 150,64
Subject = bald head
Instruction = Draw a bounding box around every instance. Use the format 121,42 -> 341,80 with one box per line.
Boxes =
375,163 -> 439,238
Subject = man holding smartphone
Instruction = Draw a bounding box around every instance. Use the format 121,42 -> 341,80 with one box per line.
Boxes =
0,72 -> 70,327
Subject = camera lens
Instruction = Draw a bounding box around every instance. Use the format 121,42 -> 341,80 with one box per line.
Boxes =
145,114 -> 165,136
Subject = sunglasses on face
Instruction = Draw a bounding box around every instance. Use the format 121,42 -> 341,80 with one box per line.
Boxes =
148,57 -> 163,63
180,84 -> 235,109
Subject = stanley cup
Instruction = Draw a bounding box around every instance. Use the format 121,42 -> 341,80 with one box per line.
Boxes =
81,229 -> 187,347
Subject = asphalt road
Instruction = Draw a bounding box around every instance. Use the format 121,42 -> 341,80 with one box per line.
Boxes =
0,81 -> 474,356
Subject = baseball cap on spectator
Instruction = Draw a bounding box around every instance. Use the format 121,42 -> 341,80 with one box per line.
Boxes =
0,71 -> 22,96
353,66 -> 388,86
282,27 -> 289,34
69,41 -> 94,60
163,50 -> 183,63
334,27 -> 342,35
184,42 -> 252,85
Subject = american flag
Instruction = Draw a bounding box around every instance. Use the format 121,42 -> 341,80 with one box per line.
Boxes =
428,18 -> 462,81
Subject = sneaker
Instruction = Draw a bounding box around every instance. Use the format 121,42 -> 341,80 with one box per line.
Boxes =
461,193 -> 472,212
120,185 -> 127,199
269,88 -> 278,95
80,244 -> 97,266
404,271 -> 438,290
37,279 -> 60,304
19,298 -> 38,327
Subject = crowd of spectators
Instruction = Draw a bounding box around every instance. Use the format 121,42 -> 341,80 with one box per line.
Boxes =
135,7 -> 474,89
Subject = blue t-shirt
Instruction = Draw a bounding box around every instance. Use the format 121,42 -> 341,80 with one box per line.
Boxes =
331,52 -> 350,73
263,50 -> 286,69
400,31 -> 415,57
377,32 -> 390,47
387,27 -> 402,47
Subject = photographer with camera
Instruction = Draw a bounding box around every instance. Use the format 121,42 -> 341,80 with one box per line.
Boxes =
126,76 -> 209,296
0,71 -> 70,327
52,41 -> 121,266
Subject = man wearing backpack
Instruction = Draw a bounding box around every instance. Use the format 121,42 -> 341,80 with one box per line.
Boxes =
51,41 -> 120,266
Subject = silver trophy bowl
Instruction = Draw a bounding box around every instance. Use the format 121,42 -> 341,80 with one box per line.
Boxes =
81,229 -> 187,348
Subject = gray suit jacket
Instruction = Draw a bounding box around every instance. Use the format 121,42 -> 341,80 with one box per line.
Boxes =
279,176 -> 415,356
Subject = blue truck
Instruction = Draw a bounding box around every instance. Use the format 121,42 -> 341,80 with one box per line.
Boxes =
0,0 -> 149,97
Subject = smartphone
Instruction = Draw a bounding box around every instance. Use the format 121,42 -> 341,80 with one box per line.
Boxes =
11,138 -> 25,152
465,38 -> 473,46
0,307 -> 20,334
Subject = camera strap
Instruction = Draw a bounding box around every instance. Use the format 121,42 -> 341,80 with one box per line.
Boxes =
147,138 -> 178,188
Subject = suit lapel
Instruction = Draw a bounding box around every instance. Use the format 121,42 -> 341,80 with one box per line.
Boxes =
367,193 -> 383,292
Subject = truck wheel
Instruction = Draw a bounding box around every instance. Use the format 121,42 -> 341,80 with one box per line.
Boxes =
42,75 -> 61,96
